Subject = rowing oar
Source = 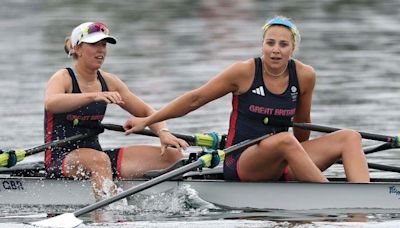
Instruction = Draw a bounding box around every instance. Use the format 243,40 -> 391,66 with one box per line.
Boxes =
360,143 -> 400,173
335,159 -> 400,173
0,130 -> 102,168
264,117 -> 400,146
363,143 -> 396,155
73,120 -> 225,149
31,132 -> 273,228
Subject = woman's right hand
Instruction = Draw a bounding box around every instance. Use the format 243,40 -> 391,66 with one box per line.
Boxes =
123,116 -> 148,135
93,91 -> 125,105
158,131 -> 189,155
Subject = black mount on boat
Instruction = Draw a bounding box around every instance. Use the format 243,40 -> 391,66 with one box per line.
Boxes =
0,161 -> 46,177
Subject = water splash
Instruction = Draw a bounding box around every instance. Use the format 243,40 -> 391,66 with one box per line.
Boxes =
94,183 -> 221,220
99,178 -> 128,210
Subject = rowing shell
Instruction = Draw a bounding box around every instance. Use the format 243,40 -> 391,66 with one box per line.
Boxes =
1,174 -> 400,210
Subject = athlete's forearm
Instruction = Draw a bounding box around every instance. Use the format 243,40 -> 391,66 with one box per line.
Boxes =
45,93 -> 96,113
294,128 -> 311,142
145,91 -> 201,127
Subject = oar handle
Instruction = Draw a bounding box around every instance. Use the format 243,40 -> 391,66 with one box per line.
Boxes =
265,117 -> 399,146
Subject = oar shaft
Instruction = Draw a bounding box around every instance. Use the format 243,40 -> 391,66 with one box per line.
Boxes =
78,121 -> 225,149
293,122 -> 397,143
99,123 -> 197,145
336,160 -> 400,173
363,143 -> 394,155
367,163 -> 400,173
266,118 -> 398,145
24,132 -> 97,156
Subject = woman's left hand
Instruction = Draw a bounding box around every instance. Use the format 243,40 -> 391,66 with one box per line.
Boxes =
158,131 -> 189,155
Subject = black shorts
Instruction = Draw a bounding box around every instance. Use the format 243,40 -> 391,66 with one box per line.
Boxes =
223,148 -> 244,181
223,149 -> 290,181
45,147 -> 124,179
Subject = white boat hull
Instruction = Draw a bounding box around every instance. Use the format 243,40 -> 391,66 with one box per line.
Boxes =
1,176 -> 400,210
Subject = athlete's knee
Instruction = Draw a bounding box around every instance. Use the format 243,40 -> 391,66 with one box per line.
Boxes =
90,152 -> 112,172
259,132 -> 300,153
275,132 -> 301,150
337,129 -> 362,144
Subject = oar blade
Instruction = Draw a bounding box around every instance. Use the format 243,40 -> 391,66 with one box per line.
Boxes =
30,213 -> 82,228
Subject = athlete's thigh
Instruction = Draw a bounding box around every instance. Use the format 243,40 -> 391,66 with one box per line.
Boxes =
300,133 -> 343,171
119,145 -> 182,178
63,148 -> 107,177
237,136 -> 289,181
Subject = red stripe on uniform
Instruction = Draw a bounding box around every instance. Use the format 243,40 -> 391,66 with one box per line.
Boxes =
282,166 -> 290,181
45,111 -> 54,168
117,148 -> 124,179
226,95 -> 239,147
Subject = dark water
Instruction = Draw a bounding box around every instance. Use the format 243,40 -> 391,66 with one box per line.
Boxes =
1,0 -> 400,227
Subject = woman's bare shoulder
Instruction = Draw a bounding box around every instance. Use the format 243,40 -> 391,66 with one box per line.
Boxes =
231,58 -> 255,71
294,59 -> 315,78
98,69 -> 118,80
224,58 -> 256,94
47,68 -> 72,84
98,70 -> 127,91
293,59 -> 316,93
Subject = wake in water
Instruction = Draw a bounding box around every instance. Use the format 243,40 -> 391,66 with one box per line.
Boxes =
107,184 -> 219,216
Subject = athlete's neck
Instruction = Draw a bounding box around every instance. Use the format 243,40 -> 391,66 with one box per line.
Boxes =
261,57 -> 288,78
74,63 -> 98,83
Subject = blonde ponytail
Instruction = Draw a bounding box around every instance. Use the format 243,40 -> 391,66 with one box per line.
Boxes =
64,36 -> 77,58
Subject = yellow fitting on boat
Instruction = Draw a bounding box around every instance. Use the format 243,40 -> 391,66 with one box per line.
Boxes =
0,154 -> 7,167
195,133 -> 221,148
199,149 -> 225,168
15,149 -> 26,162
0,149 -> 26,167
217,150 -> 225,162
200,153 -> 213,168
